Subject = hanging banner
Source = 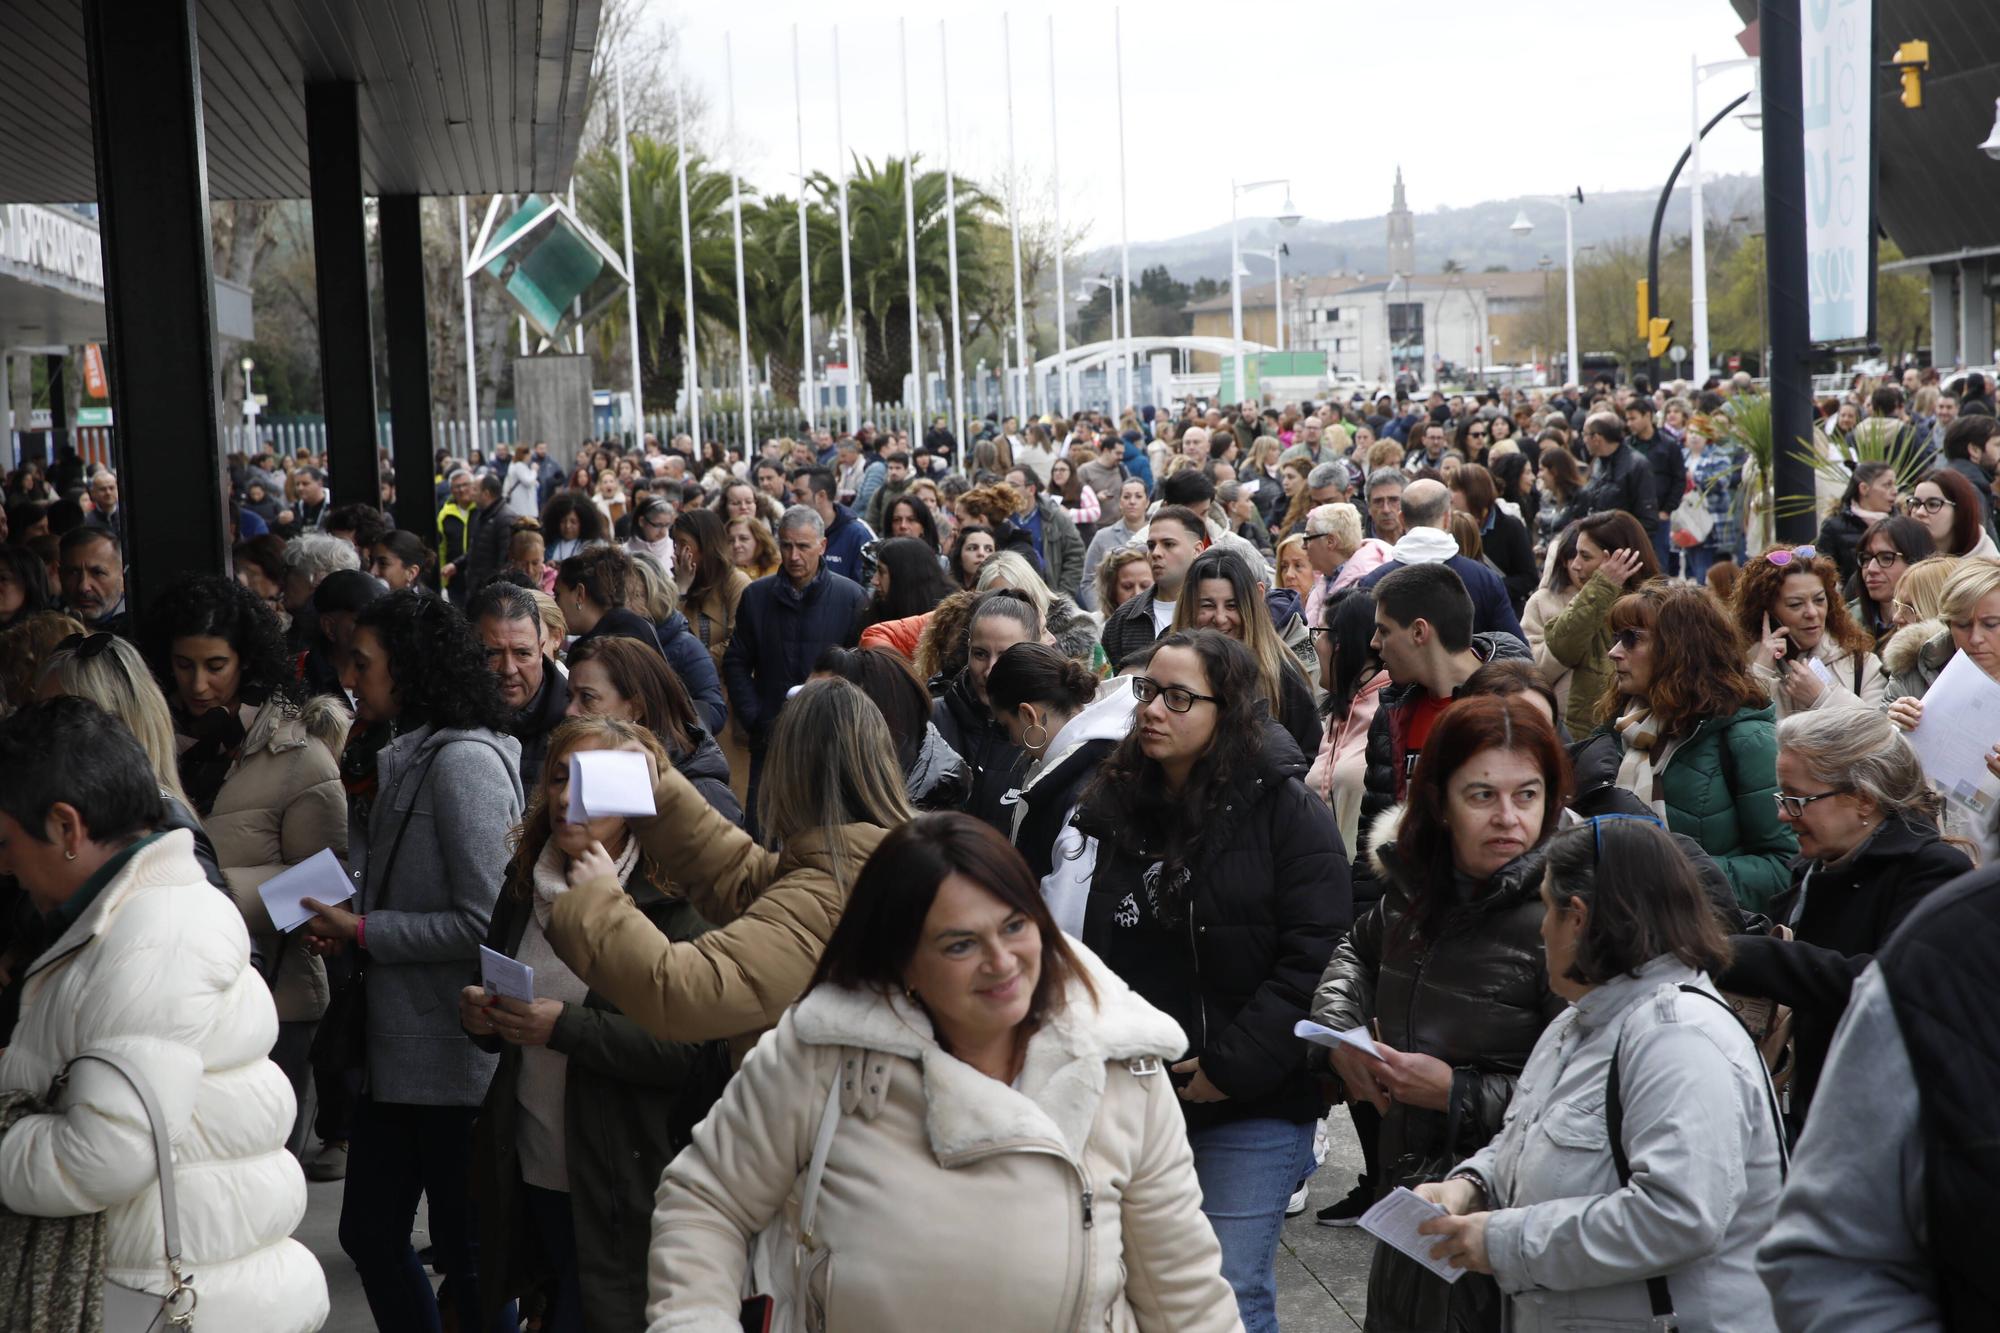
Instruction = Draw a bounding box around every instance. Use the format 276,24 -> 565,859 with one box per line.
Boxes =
1801,0 -> 1875,344
83,343 -> 108,398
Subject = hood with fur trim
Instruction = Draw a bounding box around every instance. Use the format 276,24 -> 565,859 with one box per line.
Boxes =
243,692 -> 352,762
1882,618 -> 1949,678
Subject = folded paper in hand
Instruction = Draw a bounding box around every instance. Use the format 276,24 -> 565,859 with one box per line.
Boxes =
1294,1018 -> 1384,1060
1359,1187 -> 1467,1284
479,945 -> 536,1003
566,749 -> 657,825
258,848 -> 354,933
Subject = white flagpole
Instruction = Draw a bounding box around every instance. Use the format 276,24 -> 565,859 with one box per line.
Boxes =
792,25 -> 815,433
940,20 -> 965,455
833,27 -> 860,430
1004,14 -> 1030,421
615,62 -> 644,441
1048,14 -> 1068,418
726,34 -> 753,454
1115,6 -> 1132,425
900,19 -> 923,442
675,60 -> 700,441
458,196 -> 477,454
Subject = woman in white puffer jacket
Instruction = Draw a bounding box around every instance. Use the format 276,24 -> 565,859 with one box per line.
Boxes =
0,697 -> 327,1331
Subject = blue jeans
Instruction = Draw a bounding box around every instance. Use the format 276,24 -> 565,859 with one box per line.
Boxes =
1189,1116 -> 1318,1333
339,1098 -> 507,1333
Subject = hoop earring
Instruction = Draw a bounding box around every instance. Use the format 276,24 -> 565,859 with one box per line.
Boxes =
64,850 -> 77,861
1024,722 -> 1048,751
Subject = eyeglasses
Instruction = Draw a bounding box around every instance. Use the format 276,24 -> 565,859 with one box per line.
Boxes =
1892,599 -> 1921,620
1856,550 -> 1905,570
1302,531 -> 1339,546
1610,627 -> 1650,651
1468,430 -> 1489,441
1774,788 -> 1848,818
1131,676 -> 1220,713
1589,812 -> 1666,861
1905,496 -> 1954,516
1760,544 -> 1818,568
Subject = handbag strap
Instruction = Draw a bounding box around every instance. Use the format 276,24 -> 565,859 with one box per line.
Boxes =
366,743 -> 443,917
1605,983 -> 1791,1330
796,1069 -> 844,1247
62,1050 -> 197,1317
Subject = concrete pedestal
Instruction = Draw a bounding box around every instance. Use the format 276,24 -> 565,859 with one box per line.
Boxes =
514,355 -> 593,468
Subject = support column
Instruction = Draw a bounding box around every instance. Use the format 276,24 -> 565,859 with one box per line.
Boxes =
305,81 -> 379,507
45,354 -> 69,464
379,196 -> 436,538
82,0 -> 227,603
1932,265 -> 1959,369
1760,0 -> 1816,544
1961,260 -> 1994,368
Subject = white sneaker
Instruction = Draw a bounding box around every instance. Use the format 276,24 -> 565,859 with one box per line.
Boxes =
1285,1183 -> 1310,1217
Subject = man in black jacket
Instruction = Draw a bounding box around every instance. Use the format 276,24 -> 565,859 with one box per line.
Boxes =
1576,412 -> 1659,527
1098,506 -> 1208,669
1622,400 -> 1684,565
459,473 -> 512,598
471,582 -> 570,786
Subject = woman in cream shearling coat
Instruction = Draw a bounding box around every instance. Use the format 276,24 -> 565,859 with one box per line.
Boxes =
646,814 -> 1241,1333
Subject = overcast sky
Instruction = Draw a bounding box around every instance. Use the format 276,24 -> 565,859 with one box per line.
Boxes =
655,0 -> 1768,248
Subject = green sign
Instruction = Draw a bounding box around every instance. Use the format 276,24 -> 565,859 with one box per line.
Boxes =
76,406 -> 112,426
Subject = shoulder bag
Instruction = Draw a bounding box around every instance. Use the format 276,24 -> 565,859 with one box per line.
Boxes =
308,746 -> 440,1074
58,1051 -> 198,1331
741,1070 -> 844,1333
1605,983 -> 1789,1332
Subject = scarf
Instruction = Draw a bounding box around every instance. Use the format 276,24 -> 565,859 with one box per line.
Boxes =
627,534 -> 677,573
530,834 -> 642,927
1613,706 -> 1670,817
175,702 -> 253,817
1849,504 -> 1891,526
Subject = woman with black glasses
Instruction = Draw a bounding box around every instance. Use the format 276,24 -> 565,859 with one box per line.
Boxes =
1904,468 -> 1998,558
1846,515 -> 1935,648
1067,629 -> 1349,1333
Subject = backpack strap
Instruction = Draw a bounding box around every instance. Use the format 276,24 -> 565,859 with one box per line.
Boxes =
1605,983 -> 1791,1331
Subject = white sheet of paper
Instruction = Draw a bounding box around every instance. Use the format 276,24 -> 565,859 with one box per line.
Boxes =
565,749 -> 657,825
1905,650 -> 2000,816
1359,1186 -> 1467,1284
479,946 -> 536,1003
257,848 -> 354,933
1294,1018 -> 1385,1060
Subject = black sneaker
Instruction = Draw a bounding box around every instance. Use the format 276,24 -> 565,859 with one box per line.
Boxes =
1315,1176 -> 1373,1227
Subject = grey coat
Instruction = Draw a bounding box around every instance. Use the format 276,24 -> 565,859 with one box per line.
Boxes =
1453,958 -> 1785,1332
351,724 -> 524,1106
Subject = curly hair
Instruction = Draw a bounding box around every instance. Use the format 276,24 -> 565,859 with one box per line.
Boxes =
540,489 -> 606,545
1075,629 -> 1269,882
914,589 -> 980,684
140,572 -> 298,706
956,482 -> 1023,529
354,590 -> 511,732
1603,582 -> 1764,734
1730,546 -> 1873,657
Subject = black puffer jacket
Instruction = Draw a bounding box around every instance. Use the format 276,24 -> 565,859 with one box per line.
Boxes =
1312,814 -> 1565,1333
1815,505 -> 1871,587
931,671 -> 1026,833
1719,814 -> 1969,1125
1073,724 -> 1350,1131
672,725 -> 745,829
906,721 -> 972,811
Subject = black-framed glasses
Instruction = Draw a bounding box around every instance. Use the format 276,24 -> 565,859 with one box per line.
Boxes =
1774,788 -> 1848,818
1303,531 -> 1339,546
1589,812 -> 1665,861
1905,495 -> 1954,516
1856,550 -> 1905,570
1131,676 -> 1220,713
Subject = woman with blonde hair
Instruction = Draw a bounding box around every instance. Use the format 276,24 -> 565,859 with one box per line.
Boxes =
544,677 -> 915,1064
1094,547 -> 1154,617
1274,534 -> 1314,601
1879,553 -> 1963,691
976,550 -> 1102,663
1887,559 -> 2000,856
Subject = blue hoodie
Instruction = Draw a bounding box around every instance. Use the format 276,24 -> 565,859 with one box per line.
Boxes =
821,503 -> 875,585
1121,433 -> 1155,495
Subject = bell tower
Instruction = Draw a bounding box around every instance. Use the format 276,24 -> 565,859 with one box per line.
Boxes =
1386,166 -> 1415,275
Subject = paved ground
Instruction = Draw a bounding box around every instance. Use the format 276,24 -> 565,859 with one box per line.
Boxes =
306,1115 -> 1373,1331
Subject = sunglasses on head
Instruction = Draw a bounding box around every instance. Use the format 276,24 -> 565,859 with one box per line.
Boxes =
1589,812 -> 1666,861
56,632 -> 119,660
1760,544 -> 1818,568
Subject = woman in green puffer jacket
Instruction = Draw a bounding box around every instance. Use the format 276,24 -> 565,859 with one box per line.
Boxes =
1586,582 -> 1797,910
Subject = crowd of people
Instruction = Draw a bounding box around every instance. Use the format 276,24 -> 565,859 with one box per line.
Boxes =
1,364 -> 1998,1332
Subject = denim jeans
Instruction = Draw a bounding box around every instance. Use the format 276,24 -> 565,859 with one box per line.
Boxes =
1188,1116 -> 1319,1333
339,1098 -> 503,1333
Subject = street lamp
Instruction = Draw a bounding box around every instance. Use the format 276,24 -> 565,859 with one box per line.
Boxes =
1508,188 -> 1584,387
1980,96 -> 2000,160
1690,57 -> 1760,381
1231,177 -> 1295,405
1242,245 -> 1289,351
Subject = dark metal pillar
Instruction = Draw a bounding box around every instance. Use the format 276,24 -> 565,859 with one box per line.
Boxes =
82,0 -> 228,604
379,196 -> 437,538
45,354 -> 69,462
1645,92 -> 1751,387
1761,0 -> 1816,543
305,81 -> 379,507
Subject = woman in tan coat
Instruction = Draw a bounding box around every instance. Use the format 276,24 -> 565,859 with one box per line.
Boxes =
546,678 -> 912,1066
141,574 -> 350,1152
648,813 -> 1242,1333
674,507 -> 754,799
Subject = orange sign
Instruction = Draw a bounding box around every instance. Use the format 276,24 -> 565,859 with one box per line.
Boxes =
83,343 -> 107,398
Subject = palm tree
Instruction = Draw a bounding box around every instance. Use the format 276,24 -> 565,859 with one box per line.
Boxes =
742,193 -> 841,408
811,154 -> 998,406
575,135 -> 742,407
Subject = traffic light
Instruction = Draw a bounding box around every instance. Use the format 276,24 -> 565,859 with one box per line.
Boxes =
1648,317 -> 1674,360
1894,40 -> 1929,110
1636,278 -> 1651,339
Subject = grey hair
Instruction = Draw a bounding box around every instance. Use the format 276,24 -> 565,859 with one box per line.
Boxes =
447,467 -> 472,484
627,549 -> 680,620
1776,707 -> 1944,827
1306,502 -> 1363,548
1308,460 -> 1351,492
280,531 -> 361,580
1365,466 -> 1406,495
777,504 -> 825,537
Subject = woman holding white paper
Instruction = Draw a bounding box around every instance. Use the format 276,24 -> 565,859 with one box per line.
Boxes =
460,716 -> 728,1333
1411,817 -> 1785,1333
1886,556 -> 2000,861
